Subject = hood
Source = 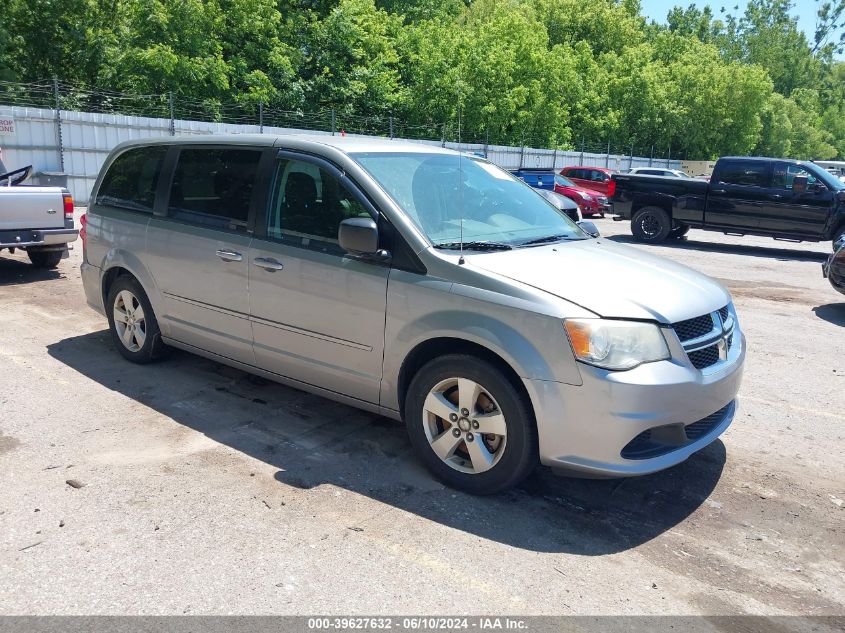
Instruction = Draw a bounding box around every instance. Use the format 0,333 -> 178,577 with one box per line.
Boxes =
558,185 -> 604,199
467,239 -> 730,323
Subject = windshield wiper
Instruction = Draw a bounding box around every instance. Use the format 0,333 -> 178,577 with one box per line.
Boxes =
433,241 -> 513,251
519,234 -> 580,246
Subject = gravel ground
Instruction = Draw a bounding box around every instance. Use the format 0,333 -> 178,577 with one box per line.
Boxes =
0,210 -> 842,615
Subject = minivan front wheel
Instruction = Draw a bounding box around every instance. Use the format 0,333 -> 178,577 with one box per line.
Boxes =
404,355 -> 538,494
106,276 -> 169,364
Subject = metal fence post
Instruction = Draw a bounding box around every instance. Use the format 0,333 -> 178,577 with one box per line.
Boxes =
605,140 -> 611,167
649,145 -> 654,167
552,148 -> 557,171
441,123 -> 446,148
331,109 -> 336,136
629,143 -> 634,170
519,132 -> 525,170
168,92 -> 175,136
52,77 -> 64,172
580,136 -> 585,165
484,127 -> 489,158
667,144 -> 672,168
259,102 -> 264,133
389,114 -> 393,139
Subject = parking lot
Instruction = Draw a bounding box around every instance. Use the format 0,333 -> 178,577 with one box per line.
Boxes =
0,210 -> 842,615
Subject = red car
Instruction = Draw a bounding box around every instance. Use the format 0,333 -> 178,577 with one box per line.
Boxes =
559,166 -> 616,195
553,173 -> 611,218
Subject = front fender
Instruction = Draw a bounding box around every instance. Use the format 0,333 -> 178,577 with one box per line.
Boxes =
380,275 -> 583,412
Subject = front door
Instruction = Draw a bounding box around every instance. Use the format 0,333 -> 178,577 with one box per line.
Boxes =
248,153 -> 389,404
145,146 -> 263,365
706,159 -> 772,230
761,162 -> 835,237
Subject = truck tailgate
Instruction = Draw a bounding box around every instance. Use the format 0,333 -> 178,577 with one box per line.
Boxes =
0,187 -> 66,230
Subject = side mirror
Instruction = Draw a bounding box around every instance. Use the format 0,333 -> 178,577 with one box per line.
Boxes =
792,175 -> 808,193
578,220 -> 600,238
339,217 -> 380,255
838,190 -> 845,204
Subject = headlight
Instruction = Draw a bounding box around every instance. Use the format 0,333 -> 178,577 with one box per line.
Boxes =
564,319 -> 670,371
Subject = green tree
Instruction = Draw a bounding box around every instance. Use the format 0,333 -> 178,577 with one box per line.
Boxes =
302,0 -> 405,114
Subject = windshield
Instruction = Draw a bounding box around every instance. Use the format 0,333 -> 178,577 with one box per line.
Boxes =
806,163 -> 845,190
554,174 -> 576,188
351,152 -> 586,248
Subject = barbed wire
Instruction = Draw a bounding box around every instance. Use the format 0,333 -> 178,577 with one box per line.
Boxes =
0,79 -> 686,161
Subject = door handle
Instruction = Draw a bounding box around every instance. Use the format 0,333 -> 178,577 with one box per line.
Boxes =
711,189 -> 726,194
216,249 -> 243,262
254,257 -> 284,272
770,193 -> 783,199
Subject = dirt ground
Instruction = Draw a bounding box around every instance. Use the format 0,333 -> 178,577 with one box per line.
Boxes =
0,210 -> 842,616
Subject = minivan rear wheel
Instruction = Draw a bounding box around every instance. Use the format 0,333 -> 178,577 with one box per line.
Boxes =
404,354 -> 538,494
106,276 -> 169,364
631,207 -> 672,243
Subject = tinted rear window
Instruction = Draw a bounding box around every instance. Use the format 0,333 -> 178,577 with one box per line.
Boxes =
716,161 -> 770,187
168,148 -> 262,230
96,146 -> 167,212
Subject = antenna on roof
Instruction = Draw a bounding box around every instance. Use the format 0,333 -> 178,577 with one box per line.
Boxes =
458,82 -> 464,264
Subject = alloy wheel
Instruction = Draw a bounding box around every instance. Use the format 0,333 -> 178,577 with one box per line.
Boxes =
113,289 -> 147,352
422,377 -> 508,474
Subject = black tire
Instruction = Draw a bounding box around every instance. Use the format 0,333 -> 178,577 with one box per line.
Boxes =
631,207 -> 672,243
403,354 -> 538,495
668,223 -> 690,239
27,249 -> 63,269
833,225 -> 845,251
106,275 -> 170,364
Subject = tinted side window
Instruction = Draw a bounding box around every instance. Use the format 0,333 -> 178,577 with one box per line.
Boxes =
96,146 -> 167,213
592,170 -> 609,182
716,161 -> 770,187
267,158 -> 372,253
771,163 -> 817,190
567,169 -> 583,180
168,148 -> 261,230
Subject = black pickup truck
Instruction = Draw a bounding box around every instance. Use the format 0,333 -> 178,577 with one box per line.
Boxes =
611,156 -> 845,248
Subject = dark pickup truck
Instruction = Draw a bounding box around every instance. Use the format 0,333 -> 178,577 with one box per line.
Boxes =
611,156 -> 845,248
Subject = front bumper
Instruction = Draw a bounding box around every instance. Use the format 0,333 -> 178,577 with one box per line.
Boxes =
0,227 -> 78,249
581,202 -> 610,217
527,332 -> 746,477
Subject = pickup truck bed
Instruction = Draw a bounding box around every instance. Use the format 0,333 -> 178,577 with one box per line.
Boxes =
0,181 -> 78,268
611,157 -> 845,247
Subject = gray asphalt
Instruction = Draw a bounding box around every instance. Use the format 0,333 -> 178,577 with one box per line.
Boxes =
0,211 -> 842,615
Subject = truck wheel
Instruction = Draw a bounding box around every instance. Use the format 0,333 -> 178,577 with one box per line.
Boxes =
404,354 -> 538,495
669,224 -> 690,239
106,276 -> 170,364
632,207 -> 672,243
833,225 -> 845,251
27,250 -> 63,269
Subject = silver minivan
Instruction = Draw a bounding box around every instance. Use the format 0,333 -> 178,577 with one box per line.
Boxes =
81,135 -> 745,494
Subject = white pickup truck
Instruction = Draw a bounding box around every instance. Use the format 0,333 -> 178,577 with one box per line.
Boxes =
0,165 -> 79,268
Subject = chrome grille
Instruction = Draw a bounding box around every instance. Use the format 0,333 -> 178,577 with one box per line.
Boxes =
673,314 -> 715,342
688,346 -> 719,370
672,305 -> 734,372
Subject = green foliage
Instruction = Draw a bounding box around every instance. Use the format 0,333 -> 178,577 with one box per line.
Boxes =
0,0 -> 843,158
